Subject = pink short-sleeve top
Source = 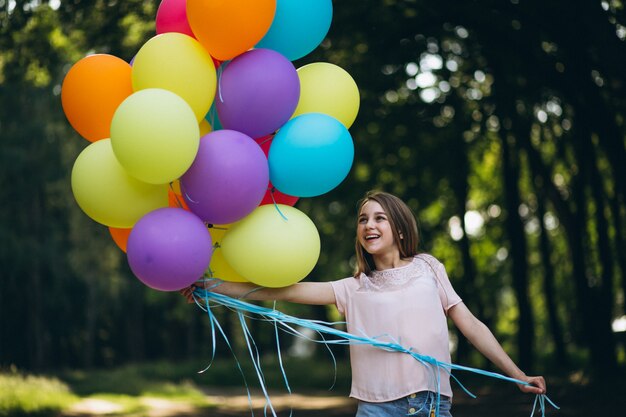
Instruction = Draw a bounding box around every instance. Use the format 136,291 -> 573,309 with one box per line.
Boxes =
330,254 -> 462,402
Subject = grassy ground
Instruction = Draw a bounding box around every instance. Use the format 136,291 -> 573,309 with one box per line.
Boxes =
2,360 -> 625,417
1,357 -> 350,417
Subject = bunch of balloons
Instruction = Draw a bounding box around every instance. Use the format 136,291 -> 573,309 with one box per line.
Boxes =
62,0 -> 360,292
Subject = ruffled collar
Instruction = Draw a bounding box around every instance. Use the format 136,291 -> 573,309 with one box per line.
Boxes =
359,256 -> 430,292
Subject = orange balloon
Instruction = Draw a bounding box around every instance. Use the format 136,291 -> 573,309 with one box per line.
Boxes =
109,227 -> 132,252
61,54 -> 133,142
187,0 -> 276,61
168,189 -> 189,210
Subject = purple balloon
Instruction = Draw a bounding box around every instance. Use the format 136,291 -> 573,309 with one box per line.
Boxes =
127,208 -> 213,291
180,130 -> 269,224
216,48 -> 300,138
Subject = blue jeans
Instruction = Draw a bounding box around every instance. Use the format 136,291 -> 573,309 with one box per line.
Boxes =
356,391 -> 452,417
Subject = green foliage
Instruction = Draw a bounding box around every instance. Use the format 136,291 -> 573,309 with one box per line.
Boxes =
0,0 -> 624,378
0,369 -> 78,416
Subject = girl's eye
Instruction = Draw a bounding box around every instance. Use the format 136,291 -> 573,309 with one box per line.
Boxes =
358,218 -> 367,223
376,216 -> 386,221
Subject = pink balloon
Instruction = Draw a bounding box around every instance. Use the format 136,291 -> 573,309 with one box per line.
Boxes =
127,208 -> 213,291
156,0 -> 195,38
181,130 -> 269,224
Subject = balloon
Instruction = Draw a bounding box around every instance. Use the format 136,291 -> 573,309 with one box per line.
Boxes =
199,119 -> 212,136
222,205 -> 320,287
71,139 -> 169,228
269,113 -> 354,197
255,135 -> 298,207
180,130 -> 269,224
61,54 -> 132,142
109,227 -> 132,252
110,88 -> 200,184
132,33 -> 216,121
292,62 -> 360,128
207,225 -> 248,283
216,49 -> 300,138
260,188 -> 298,207
204,102 -> 223,130
256,0 -> 333,61
170,179 -> 182,195
186,0 -> 276,61
168,189 -> 189,210
156,0 -> 195,38
127,208 -> 213,291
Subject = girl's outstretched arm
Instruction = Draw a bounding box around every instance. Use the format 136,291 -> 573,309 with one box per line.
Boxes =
181,280 -> 336,306
448,302 -> 547,395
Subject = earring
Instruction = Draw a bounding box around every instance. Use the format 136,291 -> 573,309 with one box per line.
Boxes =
399,233 -> 404,240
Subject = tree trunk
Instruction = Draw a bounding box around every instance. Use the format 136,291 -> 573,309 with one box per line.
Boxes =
581,132 -> 617,370
608,194 -> 626,316
450,134 -> 485,367
533,182 -> 569,369
501,134 -> 535,371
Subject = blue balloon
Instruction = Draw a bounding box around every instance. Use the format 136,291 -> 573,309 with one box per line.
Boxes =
269,113 -> 354,197
256,0 -> 333,61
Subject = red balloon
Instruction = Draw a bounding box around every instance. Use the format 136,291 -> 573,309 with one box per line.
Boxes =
255,135 -> 299,207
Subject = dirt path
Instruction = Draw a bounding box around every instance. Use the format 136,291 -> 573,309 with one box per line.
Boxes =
64,376 -> 625,417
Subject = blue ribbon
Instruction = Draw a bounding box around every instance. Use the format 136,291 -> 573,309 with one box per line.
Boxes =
192,282 -> 559,417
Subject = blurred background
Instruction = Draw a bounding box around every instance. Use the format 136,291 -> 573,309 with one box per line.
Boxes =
1,0 -> 625,416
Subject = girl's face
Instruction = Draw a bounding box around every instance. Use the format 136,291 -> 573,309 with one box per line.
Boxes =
357,200 -> 398,257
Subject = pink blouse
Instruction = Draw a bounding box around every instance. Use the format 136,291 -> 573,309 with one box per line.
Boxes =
331,254 -> 462,402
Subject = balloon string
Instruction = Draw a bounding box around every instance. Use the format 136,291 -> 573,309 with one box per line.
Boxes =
270,188 -> 289,221
197,294 -> 257,415
168,182 -> 186,209
217,60 -> 230,104
192,288 -> 560,417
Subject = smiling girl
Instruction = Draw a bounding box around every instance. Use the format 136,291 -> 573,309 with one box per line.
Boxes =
182,190 -> 546,417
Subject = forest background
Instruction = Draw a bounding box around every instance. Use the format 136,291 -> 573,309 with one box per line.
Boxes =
1,0 -> 626,412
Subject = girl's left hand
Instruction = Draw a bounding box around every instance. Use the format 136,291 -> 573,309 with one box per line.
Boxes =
180,285 -> 197,304
518,375 -> 546,394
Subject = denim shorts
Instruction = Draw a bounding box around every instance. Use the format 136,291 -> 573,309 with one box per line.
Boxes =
356,391 -> 452,417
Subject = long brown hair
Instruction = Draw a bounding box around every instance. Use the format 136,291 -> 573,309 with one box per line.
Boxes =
354,190 -> 420,277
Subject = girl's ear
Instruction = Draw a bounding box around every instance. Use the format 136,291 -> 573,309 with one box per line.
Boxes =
399,233 -> 404,239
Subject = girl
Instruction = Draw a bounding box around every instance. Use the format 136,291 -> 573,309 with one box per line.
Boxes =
182,190 -> 546,417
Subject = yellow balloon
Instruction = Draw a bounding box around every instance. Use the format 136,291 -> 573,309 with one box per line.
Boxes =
71,139 -> 169,228
292,62 -> 360,128
132,33 -> 217,121
207,225 -> 248,283
110,89 -> 200,184
222,205 -> 320,288
199,119 -> 213,136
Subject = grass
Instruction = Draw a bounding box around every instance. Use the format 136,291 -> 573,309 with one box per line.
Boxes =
0,356 -> 352,416
60,356 -> 351,396
0,362 -> 215,417
0,368 -> 78,416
